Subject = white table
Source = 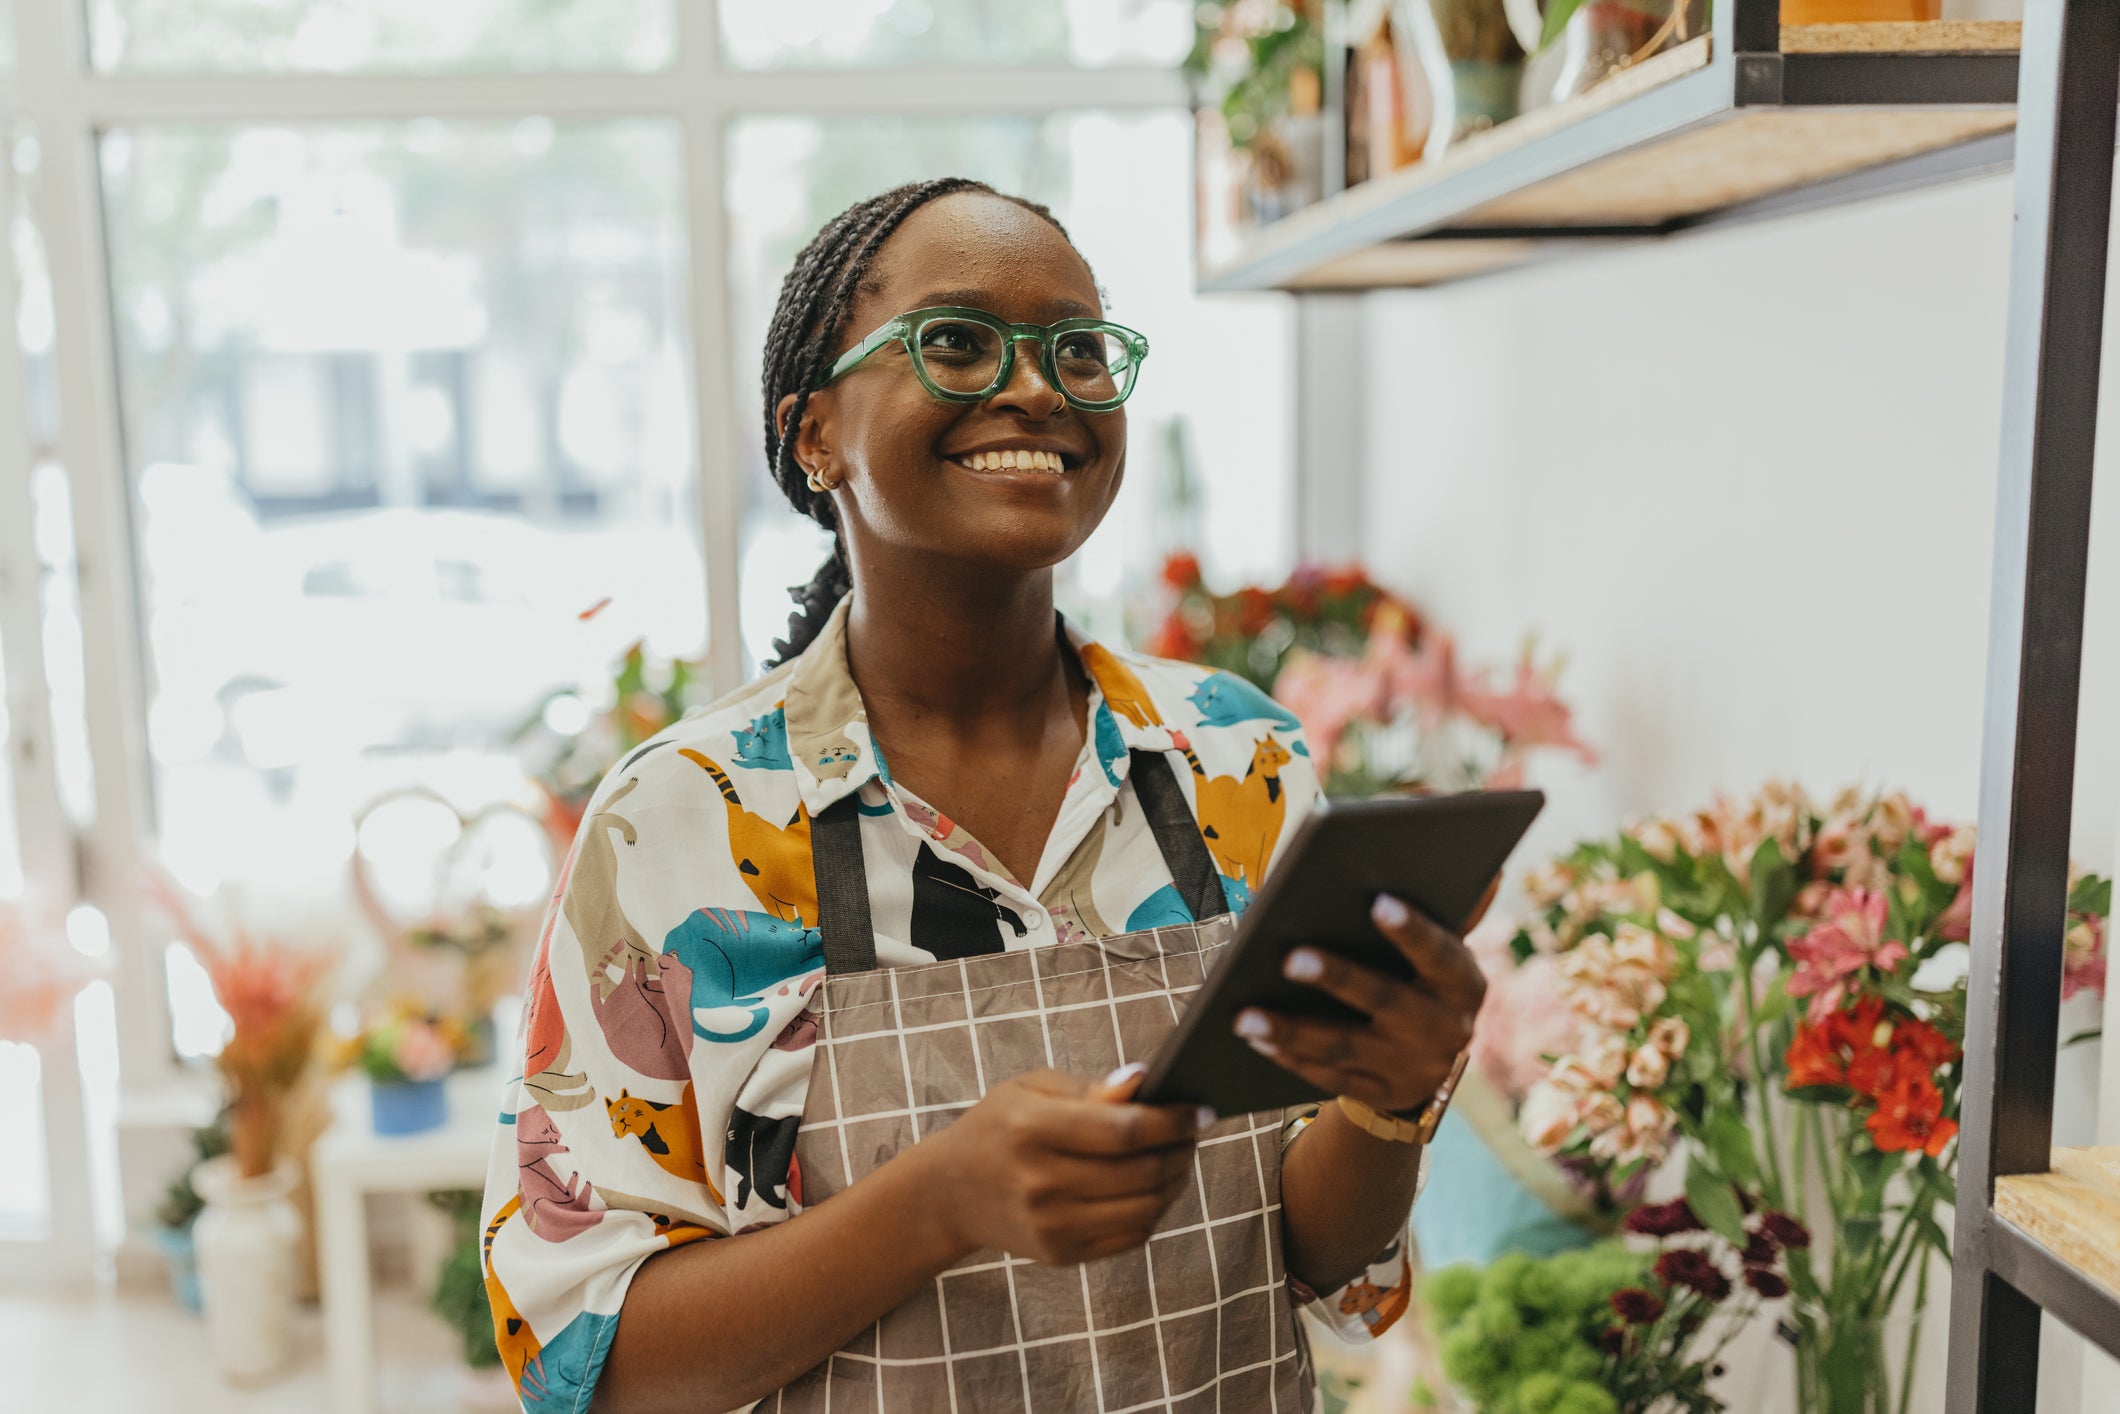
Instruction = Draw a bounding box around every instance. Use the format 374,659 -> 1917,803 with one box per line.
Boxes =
315,1063 -> 509,1414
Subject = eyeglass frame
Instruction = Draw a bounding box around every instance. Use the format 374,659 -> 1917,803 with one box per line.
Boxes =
814,305 -> 1150,412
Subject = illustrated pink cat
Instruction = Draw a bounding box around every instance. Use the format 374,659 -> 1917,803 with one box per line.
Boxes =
515,1104 -> 604,1243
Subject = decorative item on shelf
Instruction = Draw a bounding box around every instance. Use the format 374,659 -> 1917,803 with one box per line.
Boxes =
1395,0 -> 1526,161
147,874 -> 334,1384
1344,0 -> 1432,185
1780,0 -> 1941,21
1504,783 -> 2110,1414
513,632 -> 708,866
1186,1 -> 1329,228
1421,1207 -> 1803,1413
1529,0 -> 1707,104
347,1004 -> 466,1137
1140,553 -> 1594,798
150,1117 -> 231,1314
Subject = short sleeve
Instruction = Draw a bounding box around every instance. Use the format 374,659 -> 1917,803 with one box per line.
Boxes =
1278,1106 -> 1424,1342
480,743 -> 826,1410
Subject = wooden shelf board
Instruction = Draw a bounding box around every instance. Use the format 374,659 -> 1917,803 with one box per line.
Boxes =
1994,1147 -> 2120,1303
1458,106 -> 2015,228
1781,20 -> 2022,54
1283,239 -> 1544,289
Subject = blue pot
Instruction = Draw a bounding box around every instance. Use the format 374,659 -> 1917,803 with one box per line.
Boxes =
153,1223 -> 202,1312
370,1076 -> 448,1136
1411,1103 -> 1606,1271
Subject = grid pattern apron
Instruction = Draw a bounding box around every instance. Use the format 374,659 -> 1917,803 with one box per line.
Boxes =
761,750 -> 1317,1413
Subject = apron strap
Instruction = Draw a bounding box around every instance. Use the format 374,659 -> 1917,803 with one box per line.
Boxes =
1130,748 -> 1230,922
811,794 -> 878,976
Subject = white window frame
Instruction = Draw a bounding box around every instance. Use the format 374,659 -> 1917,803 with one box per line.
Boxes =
0,0 -> 1197,1268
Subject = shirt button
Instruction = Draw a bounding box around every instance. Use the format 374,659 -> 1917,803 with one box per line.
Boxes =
1023,907 -> 1044,928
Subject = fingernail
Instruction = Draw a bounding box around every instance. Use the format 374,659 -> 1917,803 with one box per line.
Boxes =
1102,1061 -> 1146,1088
1195,1106 -> 1217,1132
1284,948 -> 1323,982
1245,1036 -> 1280,1057
1234,1010 -> 1271,1039
1372,894 -> 1411,929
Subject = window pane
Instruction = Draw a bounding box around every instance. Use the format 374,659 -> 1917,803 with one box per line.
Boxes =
719,0 -> 1190,69
89,0 -> 672,72
101,123 -> 702,910
725,111 -> 1293,671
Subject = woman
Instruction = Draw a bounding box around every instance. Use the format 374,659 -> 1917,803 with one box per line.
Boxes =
480,178 -> 1487,1413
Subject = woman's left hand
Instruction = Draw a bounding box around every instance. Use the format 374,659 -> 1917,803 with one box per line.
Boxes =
1232,889 -> 1492,1117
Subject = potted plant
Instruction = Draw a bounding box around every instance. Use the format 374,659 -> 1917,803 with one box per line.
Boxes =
150,877 -> 334,1384
1187,1 -> 1329,231
355,1006 -> 463,1137
149,1118 -> 230,1313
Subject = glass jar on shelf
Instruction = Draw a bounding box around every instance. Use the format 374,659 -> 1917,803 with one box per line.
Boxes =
1544,0 -> 1706,104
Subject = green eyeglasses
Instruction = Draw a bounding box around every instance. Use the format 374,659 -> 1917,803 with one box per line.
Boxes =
817,305 -> 1149,412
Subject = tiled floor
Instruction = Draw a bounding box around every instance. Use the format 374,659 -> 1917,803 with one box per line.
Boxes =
0,1280 -> 517,1414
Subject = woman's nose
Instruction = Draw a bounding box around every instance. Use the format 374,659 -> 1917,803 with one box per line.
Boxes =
986,333 -> 1066,418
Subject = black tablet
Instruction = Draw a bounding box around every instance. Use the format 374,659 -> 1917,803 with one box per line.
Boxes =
1137,788 -> 1545,1115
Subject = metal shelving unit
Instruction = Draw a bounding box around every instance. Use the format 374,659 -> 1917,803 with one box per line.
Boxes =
1200,1 -> 2024,291
1947,0 -> 2120,1407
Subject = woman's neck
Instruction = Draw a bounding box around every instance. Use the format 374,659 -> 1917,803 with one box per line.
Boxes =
843,557 -> 1074,729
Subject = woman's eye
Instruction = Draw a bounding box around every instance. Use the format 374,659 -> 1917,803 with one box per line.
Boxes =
918,322 -> 985,359
1057,332 -> 1113,367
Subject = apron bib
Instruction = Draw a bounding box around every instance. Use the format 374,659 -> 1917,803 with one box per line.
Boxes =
761,751 -> 1317,1413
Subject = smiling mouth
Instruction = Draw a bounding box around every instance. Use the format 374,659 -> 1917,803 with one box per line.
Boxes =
949,449 -> 1076,474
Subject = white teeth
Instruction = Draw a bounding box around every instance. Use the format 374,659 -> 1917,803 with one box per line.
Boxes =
958,449 -> 1067,472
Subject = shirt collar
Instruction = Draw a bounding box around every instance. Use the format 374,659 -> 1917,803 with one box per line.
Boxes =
781,597 -> 1177,817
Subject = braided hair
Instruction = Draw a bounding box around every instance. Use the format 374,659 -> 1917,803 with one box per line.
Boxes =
761,178 -> 1076,667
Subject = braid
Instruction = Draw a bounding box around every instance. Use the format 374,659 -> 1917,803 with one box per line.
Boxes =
761,178 -> 1074,667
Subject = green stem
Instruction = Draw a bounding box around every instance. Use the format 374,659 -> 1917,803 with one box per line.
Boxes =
1895,1243 -> 1932,1414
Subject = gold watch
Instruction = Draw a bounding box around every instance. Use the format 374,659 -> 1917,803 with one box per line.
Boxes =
1336,1048 -> 1471,1146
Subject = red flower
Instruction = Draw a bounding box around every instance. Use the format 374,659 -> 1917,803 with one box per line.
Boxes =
1624,1199 -> 1705,1237
1610,1288 -> 1666,1325
1758,1212 -> 1812,1250
1597,1326 -> 1627,1357
1894,1015 -> 1959,1069
1865,1067 -> 1959,1156
1655,1248 -> 1733,1303
1784,1022 -> 1847,1090
1745,1268 -> 1790,1299
1160,551 -> 1202,590
1236,586 -> 1276,636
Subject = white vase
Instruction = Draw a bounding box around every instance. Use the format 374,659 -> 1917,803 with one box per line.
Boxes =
192,1154 -> 303,1383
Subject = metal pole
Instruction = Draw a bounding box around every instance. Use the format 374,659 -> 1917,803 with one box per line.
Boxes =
1944,1 -> 2120,1410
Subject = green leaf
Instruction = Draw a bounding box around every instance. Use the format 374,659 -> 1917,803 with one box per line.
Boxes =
1540,0 -> 1592,51
1748,839 -> 1796,929
1685,1163 -> 1750,1247
2068,874 -> 2111,917
1703,1107 -> 1762,1188
2064,1027 -> 2103,1049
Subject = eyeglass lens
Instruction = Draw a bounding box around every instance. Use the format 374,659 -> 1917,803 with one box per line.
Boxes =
913,317 -> 1132,404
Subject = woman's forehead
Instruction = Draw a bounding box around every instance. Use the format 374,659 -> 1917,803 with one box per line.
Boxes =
856,191 -> 1101,326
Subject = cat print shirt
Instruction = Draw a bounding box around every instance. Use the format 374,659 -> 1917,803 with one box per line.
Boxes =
479,596 -> 1416,1411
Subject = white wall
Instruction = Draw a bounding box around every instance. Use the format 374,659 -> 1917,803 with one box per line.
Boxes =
1353,173 -> 2120,1411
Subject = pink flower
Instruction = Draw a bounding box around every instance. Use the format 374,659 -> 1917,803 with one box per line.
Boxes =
1936,874 -> 1974,943
2064,917 -> 2107,1002
1786,888 -> 1905,1026
1270,649 -> 1384,771
1466,920 -> 1590,1099
1457,653 -> 1598,765
393,1022 -> 456,1082
1928,826 -> 1975,886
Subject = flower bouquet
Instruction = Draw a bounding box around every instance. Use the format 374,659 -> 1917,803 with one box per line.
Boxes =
346,1004 -> 468,1136
1420,1198 -> 1806,1414
1508,783 -> 2109,1414
1141,554 -> 1594,796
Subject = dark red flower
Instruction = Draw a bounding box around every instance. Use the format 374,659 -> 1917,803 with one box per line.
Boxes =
1655,1248 -> 1733,1303
1597,1326 -> 1627,1357
1624,1198 -> 1705,1237
1741,1231 -> 1778,1268
1758,1212 -> 1811,1250
1745,1267 -> 1790,1299
1610,1287 -> 1666,1325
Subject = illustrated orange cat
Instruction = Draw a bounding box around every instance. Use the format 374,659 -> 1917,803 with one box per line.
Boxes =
1175,731 -> 1292,890
678,749 -> 817,925
606,1082 -> 721,1200
482,1198 -> 545,1390
1078,642 -> 1163,731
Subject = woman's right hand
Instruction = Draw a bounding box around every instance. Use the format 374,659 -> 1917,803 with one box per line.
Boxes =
919,1068 -> 1201,1266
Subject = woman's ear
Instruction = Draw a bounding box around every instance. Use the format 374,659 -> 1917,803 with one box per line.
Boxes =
776,389 -> 835,483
